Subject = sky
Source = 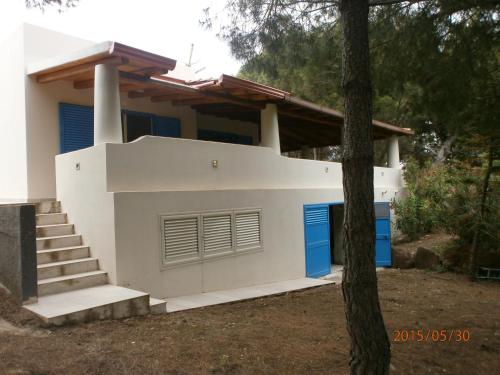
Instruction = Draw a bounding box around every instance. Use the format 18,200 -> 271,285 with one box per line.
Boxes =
1,0 -> 241,78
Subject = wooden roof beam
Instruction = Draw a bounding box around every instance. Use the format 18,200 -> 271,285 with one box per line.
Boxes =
119,71 -> 265,110
192,107 -> 259,114
151,94 -> 203,103
129,66 -> 169,76
279,109 -> 342,128
74,79 -> 94,90
128,89 -> 173,99
37,56 -> 127,84
73,79 -> 148,92
172,97 -> 231,106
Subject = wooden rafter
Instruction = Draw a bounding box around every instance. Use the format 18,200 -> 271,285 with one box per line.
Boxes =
128,89 -> 173,99
172,97 -> 228,106
150,93 -> 201,103
279,108 -> 341,128
37,56 -> 127,84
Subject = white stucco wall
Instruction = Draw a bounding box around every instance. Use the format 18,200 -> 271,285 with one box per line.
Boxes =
22,24 -> 198,200
105,136 -> 402,193
23,24 -> 95,201
56,136 -> 402,297
0,27 -> 28,201
113,188 -> 340,298
55,144 -> 118,283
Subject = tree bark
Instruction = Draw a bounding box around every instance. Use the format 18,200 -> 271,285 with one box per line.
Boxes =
340,1 -> 391,374
469,142 -> 494,279
435,135 -> 457,165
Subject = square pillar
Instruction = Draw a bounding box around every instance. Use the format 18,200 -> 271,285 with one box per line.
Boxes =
94,64 -> 123,145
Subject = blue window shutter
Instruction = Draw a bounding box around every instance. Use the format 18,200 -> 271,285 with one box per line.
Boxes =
374,202 -> 392,267
152,116 -> 181,138
59,103 -> 94,153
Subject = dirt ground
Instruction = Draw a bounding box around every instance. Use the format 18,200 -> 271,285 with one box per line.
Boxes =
0,269 -> 499,375
393,232 -> 456,254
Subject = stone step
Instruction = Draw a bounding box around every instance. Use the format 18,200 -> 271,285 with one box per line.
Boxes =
36,223 -> 74,238
150,297 -> 167,314
35,201 -> 61,214
37,258 -> 99,280
36,234 -> 82,251
36,213 -> 67,226
37,246 -> 90,264
24,285 -> 150,326
38,270 -> 108,296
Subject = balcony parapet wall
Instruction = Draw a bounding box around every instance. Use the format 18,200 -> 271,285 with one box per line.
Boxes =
102,136 -> 402,193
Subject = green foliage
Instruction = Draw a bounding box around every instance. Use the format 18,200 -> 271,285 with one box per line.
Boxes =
213,0 -> 500,162
393,160 -> 455,240
395,153 -> 500,268
445,163 -> 500,266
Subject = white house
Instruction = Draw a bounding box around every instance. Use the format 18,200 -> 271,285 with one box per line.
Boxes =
0,24 -> 411,324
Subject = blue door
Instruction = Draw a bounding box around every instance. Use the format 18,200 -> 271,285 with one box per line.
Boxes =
304,204 -> 331,277
375,203 -> 392,267
59,103 -> 94,153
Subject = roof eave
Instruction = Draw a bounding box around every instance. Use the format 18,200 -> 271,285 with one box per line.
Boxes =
27,41 -> 177,77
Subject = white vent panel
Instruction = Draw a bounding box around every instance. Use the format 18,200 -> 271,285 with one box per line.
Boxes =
203,214 -> 233,253
163,217 -> 199,260
235,211 -> 261,249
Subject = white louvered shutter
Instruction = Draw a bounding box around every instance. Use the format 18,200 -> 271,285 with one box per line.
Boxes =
163,216 -> 200,262
235,211 -> 262,249
203,214 -> 233,254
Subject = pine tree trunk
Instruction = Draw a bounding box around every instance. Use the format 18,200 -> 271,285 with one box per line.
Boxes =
340,0 -> 391,374
469,142 -> 494,279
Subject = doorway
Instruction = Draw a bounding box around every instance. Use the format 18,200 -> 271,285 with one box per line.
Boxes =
124,112 -> 152,142
304,202 -> 392,278
122,111 -> 181,142
329,204 -> 344,265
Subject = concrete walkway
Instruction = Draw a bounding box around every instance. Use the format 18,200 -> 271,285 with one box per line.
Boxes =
322,265 -> 343,283
165,277 -> 334,313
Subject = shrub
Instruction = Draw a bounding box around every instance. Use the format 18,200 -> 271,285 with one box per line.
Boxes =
393,160 -> 454,240
394,157 -> 500,269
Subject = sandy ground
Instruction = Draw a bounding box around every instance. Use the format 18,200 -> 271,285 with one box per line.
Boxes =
0,269 -> 499,375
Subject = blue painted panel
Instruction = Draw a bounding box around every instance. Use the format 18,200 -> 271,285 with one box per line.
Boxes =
198,129 -> 253,145
304,204 -> 331,278
59,103 -> 93,153
375,203 -> 392,267
153,116 -> 181,138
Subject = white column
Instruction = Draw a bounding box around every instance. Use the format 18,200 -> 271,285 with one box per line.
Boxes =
387,135 -> 400,168
94,64 -> 122,145
260,103 -> 281,155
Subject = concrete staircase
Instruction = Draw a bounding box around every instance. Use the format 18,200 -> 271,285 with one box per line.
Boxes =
24,201 -> 166,325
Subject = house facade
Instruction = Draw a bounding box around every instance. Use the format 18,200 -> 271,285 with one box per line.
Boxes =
1,24 -> 411,308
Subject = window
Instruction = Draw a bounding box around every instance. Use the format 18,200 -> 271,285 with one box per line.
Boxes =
122,111 -> 181,142
197,129 -> 253,145
59,103 -> 94,153
160,209 -> 262,267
